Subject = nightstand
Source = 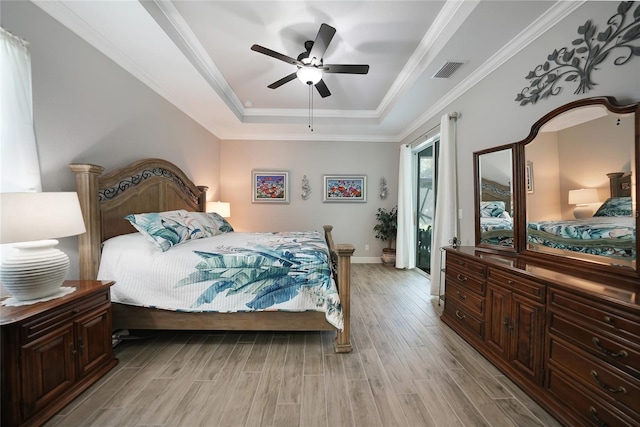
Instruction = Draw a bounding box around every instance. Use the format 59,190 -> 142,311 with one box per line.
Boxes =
1,280 -> 118,427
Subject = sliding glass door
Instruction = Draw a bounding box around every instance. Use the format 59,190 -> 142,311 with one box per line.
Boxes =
416,141 -> 438,273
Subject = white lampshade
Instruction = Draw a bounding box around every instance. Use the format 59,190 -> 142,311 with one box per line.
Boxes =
296,66 -> 322,85
0,192 -> 86,300
207,201 -> 231,218
568,188 -> 599,205
568,188 -> 599,219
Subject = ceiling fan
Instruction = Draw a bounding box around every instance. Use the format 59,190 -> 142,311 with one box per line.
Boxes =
251,23 -> 369,98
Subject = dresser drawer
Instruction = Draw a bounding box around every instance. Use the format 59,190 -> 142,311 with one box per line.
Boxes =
446,252 -> 486,280
547,367 -> 639,426
446,269 -> 485,295
549,338 -> 640,415
488,268 -> 545,302
446,281 -> 484,318
443,300 -> 484,341
549,288 -> 640,344
549,312 -> 640,376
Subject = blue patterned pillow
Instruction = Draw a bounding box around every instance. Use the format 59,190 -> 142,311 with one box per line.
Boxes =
480,201 -> 507,218
204,212 -> 234,233
593,197 -> 632,217
125,210 -> 209,251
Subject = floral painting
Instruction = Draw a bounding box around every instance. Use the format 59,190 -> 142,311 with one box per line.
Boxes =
323,175 -> 367,202
252,170 -> 289,203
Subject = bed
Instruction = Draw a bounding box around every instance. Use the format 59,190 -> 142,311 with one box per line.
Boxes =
479,178 -> 514,246
69,158 -> 354,353
526,172 -> 635,262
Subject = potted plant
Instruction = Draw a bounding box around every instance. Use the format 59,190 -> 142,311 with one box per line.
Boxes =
374,206 -> 398,265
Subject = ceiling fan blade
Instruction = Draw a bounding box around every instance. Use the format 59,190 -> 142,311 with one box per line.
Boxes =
323,64 -> 369,74
315,79 -> 331,98
267,72 -> 298,89
308,23 -> 336,66
251,44 -> 302,66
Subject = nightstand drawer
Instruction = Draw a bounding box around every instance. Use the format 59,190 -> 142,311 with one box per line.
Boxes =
22,291 -> 110,341
549,338 -> 640,415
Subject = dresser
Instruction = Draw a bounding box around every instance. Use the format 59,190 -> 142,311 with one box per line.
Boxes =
441,247 -> 640,426
1,280 -> 118,427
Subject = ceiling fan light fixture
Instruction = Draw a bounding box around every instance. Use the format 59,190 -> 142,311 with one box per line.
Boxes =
296,66 -> 322,85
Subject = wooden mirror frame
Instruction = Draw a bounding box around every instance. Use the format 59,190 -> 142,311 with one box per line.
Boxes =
514,96 -> 639,285
473,143 -> 517,252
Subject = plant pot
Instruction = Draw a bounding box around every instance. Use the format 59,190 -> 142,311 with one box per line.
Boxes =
381,248 -> 396,266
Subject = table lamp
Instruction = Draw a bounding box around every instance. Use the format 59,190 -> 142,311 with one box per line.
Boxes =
568,188 -> 599,219
0,192 -> 86,300
207,201 -> 231,218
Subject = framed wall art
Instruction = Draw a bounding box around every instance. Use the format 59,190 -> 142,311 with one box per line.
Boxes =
323,175 -> 367,202
526,161 -> 534,193
252,170 -> 289,203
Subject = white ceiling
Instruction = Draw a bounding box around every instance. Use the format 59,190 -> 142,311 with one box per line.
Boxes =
33,0 -> 583,142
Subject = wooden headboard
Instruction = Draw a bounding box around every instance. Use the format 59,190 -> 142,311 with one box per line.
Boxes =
481,178 -> 512,213
607,172 -> 632,197
69,158 -> 208,280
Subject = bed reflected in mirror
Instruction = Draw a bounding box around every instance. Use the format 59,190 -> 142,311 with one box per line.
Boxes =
475,146 -> 514,249
524,100 -> 636,270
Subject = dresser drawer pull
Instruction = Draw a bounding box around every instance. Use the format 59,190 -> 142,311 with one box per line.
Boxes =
603,315 -> 613,324
455,291 -> 467,300
507,279 -> 514,285
590,370 -> 627,394
588,406 -> 608,427
455,310 -> 466,320
456,274 -> 467,283
457,260 -> 465,266
592,337 -> 628,358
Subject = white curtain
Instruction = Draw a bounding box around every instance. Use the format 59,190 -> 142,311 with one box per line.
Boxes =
429,113 -> 458,295
1,27 -> 41,192
396,144 -> 415,269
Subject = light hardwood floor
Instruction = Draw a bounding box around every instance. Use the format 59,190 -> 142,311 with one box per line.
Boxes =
46,264 -> 562,427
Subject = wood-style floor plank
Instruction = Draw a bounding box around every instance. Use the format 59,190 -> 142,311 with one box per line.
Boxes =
44,264 -> 560,427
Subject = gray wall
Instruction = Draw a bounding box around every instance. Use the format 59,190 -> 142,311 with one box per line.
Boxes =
2,1 -> 639,279
2,1 -> 221,280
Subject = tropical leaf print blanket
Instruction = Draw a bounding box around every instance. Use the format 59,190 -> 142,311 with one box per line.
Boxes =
98,231 -> 343,329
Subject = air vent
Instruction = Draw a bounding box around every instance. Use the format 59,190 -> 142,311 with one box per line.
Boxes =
432,61 -> 465,79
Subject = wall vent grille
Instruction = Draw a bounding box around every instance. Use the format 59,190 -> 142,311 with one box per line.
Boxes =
432,61 -> 465,79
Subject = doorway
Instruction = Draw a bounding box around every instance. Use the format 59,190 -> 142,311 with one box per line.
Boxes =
416,140 -> 438,273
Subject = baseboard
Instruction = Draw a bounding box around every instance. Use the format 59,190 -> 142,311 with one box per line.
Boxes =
352,257 -> 381,264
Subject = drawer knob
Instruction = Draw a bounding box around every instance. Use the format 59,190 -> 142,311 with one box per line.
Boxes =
588,406 -> 607,427
592,337 -> 628,358
456,291 -> 467,300
455,310 -> 466,320
603,315 -> 613,324
590,370 -> 627,395
456,274 -> 467,283
507,279 -> 514,285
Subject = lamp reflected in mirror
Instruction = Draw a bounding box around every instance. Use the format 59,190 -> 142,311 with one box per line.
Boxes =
207,201 -> 231,218
568,188 -> 599,218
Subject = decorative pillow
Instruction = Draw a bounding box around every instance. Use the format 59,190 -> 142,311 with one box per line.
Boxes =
593,197 -> 632,217
480,201 -> 506,218
188,212 -> 223,237
125,210 -> 209,251
204,212 -> 234,233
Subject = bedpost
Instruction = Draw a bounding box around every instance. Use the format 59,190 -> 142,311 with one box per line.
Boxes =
323,225 -> 355,353
69,163 -> 104,280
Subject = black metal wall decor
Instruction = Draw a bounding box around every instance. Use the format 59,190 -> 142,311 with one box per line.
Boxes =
515,1 -> 640,106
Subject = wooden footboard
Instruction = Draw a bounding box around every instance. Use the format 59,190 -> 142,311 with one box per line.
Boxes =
69,159 -> 354,353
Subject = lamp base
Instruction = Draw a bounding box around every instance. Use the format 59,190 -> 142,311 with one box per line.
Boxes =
573,206 -> 594,219
0,240 -> 69,301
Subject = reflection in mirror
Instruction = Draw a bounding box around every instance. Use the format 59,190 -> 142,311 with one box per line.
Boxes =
477,148 -> 514,248
524,102 -> 635,270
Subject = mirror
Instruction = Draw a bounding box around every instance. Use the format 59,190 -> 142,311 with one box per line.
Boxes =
474,146 -> 515,249
521,97 -> 638,274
